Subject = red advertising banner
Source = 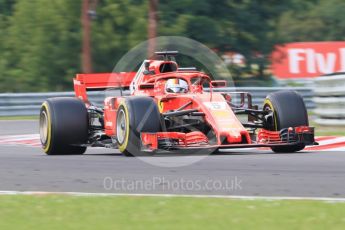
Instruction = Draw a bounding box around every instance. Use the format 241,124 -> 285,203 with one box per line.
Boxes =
271,42 -> 345,79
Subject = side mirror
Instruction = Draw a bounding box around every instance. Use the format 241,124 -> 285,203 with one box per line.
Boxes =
143,61 -> 155,75
210,80 -> 227,88
144,61 -> 150,70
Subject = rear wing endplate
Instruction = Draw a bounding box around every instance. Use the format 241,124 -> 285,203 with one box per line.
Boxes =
73,72 -> 136,102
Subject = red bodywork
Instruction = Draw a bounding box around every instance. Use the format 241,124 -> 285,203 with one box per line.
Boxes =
73,58 -> 315,151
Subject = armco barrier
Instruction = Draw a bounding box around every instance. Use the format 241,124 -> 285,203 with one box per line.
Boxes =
0,91 -> 105,116
314,74 -> 345,126
0,87 -> 314,117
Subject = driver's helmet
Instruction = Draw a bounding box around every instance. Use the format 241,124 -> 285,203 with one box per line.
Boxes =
165,78 -> 188,93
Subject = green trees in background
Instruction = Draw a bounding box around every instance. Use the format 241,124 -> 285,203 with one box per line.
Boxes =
0,0 -> 343,92
0,0 -> 149,91
91,0 -> 147,73
277,0 -> 345,42
158,0 -> 295,81
0,0 -> 81,91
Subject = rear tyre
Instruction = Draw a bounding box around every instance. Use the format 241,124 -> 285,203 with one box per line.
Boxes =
39,97 -> 88,155
116,97 -> 162,157
263,91 -> 308,153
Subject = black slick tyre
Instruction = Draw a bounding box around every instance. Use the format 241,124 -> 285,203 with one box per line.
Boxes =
263,91 -> 309,153
116,97 -> 161,157
39,97 -> 88,155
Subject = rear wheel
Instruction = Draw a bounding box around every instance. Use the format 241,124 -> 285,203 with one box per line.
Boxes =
39,97 -> 88,155
263,91 -> 308,153
116,97 -> 162,157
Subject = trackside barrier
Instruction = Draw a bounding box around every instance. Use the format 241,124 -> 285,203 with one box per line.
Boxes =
314,74 -> 345,126
0,87 -> 314,117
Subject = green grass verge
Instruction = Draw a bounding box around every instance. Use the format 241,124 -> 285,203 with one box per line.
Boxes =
310,121 -> 345,136
0,116 -> 38,120
315,127 -> 345,136
0,195 -> 344,230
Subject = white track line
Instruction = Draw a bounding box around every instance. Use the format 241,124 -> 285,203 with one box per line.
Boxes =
315,136 -> 345,145
328,146 -> 345,151
1,190 -> 345,202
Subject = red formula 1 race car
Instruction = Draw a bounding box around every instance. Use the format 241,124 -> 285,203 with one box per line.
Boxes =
39,51 -> 317,156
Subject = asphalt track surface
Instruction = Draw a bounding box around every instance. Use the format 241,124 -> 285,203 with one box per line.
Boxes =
1,120 -> 345,198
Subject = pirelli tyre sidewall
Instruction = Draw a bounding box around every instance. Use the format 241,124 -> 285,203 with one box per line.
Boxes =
39,97 -> 88,155
116,97 -> 161,157
263,90 -> 309,153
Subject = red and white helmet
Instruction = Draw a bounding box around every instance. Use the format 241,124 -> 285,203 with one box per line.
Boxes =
165,78 -> 188,93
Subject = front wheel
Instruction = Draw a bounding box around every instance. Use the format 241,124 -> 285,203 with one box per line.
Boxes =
263,91 -> 309,153
116,97 -> 162,157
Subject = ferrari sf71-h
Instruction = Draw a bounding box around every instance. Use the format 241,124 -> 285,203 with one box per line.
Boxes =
39,51 -> 317,156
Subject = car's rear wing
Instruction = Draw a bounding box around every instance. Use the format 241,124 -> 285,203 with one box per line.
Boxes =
73,72 -> 136,102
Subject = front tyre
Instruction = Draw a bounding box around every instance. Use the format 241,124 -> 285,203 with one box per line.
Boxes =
39,97 -> 88,155
116,97 -> 161,157
263,91 -> 309,153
